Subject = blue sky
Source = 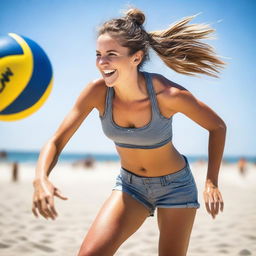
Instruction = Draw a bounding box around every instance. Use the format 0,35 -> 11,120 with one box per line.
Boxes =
0,0 -> 255,156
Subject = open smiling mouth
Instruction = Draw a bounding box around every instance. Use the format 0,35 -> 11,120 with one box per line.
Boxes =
103,69 -> 117,78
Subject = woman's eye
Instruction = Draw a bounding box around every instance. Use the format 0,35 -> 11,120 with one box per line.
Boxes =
96,53 -> 117,58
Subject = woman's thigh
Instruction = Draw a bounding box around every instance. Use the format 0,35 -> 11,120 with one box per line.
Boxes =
157,208 -> 197,256
77,190 -> 150,256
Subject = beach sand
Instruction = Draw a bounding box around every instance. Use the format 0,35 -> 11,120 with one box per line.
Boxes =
0,160 -> 256,256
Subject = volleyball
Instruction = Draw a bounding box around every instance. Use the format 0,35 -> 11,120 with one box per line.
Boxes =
0,33 -> 53,121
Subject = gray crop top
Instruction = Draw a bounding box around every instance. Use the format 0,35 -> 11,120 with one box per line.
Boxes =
99,71 -> 173,149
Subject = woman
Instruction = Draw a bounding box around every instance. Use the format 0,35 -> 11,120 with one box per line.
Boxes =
32,8 -> 226,256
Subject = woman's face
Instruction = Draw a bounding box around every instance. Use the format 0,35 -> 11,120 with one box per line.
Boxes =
96,33 -> 138,87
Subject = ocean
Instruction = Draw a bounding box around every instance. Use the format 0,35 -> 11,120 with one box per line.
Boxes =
0,150 -> 255,164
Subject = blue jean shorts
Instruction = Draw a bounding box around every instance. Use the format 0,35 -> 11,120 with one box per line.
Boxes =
112,155 -> 200,217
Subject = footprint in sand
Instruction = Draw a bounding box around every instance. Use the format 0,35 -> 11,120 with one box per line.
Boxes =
0,242 -> 11,249
244,235 -> 256,241
39,239 -> 52,244
239,249 -> 252,255
30,242 -> 55,252
2,238 -> 16,244
17,236 -> 28,241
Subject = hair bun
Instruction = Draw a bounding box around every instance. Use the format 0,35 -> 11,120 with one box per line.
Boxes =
124,8 -> 145,26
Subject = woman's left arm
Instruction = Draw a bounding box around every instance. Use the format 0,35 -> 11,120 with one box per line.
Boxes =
165,87 -> 226,219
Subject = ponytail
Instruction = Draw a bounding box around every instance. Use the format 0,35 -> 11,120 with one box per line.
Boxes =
148,14 -> 225,78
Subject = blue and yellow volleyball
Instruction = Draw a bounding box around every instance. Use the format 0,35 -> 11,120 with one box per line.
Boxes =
0,33 -> 53,121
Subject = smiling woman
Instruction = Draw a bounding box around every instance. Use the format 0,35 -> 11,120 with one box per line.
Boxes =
32,7 -> 226,256
96,34 -> 140,88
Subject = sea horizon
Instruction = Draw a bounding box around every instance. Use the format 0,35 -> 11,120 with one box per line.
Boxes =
0,149 -> 255,164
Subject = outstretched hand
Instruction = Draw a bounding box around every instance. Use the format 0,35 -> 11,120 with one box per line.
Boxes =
203,181 -> 224,219
32,178 -> 68,220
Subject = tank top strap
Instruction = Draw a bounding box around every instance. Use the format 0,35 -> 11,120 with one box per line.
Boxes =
143,71 -> 159,117
104,86 -> 113,117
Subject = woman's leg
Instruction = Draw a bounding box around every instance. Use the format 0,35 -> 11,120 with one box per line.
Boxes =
77,190 -> 150,256
157,208 -> 197,256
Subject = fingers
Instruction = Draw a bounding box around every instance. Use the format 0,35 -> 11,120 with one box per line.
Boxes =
32,201 -> 39,218
54,188 -> 68,200
204,192 -> 216,219
32,195 -> 58,220
218,192 -> 224,212
204,188 -> 224,219
213,193 -> 219,216
32,179 -> 66,220
38,198 -> 50,219
39,197 -> 56,220
46,196 -> 58,217
42,196 -> 56,220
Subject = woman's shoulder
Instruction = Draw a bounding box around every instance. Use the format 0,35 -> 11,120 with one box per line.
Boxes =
150,72 -> 204,115
149,72 -> 189,98
76,77 -> 107,110
86,77 -> 107,93
87,77 -> 107,97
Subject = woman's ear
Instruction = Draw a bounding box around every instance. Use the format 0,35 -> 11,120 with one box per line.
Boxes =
133,50 -> 144,65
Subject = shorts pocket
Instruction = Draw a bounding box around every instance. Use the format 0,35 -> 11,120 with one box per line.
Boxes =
169,169 -> 193,184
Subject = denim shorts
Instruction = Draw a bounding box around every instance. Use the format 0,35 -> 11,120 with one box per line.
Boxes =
112,155 -> 200,217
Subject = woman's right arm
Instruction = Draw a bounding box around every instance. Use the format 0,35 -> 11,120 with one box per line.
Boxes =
32,79 -> 104,220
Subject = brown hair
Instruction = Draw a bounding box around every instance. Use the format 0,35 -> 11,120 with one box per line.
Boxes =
97,8 -> 225,78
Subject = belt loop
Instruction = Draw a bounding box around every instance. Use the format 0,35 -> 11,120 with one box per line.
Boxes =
129,173 -> 132,184
160,177 -> 163,186
161,176 -> 167,186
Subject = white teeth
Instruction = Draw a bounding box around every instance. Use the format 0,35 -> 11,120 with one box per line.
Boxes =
103,70 -> 116,74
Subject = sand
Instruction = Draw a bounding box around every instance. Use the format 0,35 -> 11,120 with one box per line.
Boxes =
0,160 -> 256,256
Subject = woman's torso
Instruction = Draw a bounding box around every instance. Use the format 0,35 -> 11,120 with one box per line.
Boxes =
95,72 -> 186,177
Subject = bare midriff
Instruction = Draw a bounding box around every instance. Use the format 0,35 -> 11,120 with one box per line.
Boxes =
116,141 -> 186,177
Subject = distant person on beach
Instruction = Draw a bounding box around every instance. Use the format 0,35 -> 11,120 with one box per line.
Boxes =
0,150 -> 7,160
72,155 -> 95,169
12,162 -> 19,182
238,157 -> 247,176
32,8 -> 226,256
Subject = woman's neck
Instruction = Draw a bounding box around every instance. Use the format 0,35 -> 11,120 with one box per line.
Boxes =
112,71 -> 147,103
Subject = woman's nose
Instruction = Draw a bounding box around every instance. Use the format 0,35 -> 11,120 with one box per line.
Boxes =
98,56 -> 109,65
